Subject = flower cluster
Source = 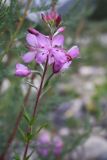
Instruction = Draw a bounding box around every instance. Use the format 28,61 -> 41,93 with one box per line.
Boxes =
15,11 -> 80,77
41,10 -> 61,27
36,130 -> 63,157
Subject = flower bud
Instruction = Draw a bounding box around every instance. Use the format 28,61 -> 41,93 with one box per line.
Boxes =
15,63 -> 31,77
28,27 -> 39,36
55,15 -> 61,27
41,10 -> 61,27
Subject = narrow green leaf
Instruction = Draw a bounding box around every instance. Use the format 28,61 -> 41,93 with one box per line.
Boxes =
18,127 -> 26,142
29,117 -> 35,126
24,111 -> 31,124
26,132 -> 33,141
13,153 -> 20,160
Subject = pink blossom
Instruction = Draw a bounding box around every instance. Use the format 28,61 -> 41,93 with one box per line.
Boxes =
36,130 -> 51,157
22,27 -> 79,74
15,63 -> 31,77
53,45 -> 80,73
36,130 -> 64,157
53,136 -> 63,155
22,28 -> 66,66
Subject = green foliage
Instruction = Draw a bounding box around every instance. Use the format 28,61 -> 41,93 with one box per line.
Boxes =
14,153 -> 20,160
63,0 -> 94,32
90,0 -> 107,20
0,0 -> 9,29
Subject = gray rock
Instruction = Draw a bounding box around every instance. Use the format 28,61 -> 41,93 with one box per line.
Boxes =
97,153 -> 107,160
53,99 -> 87,128
71,136 -> 107,160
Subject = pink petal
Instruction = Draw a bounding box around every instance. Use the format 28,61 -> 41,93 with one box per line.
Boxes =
22,51 -> 36,63
52,48 -> 67,63
52,35 -> 64,47
35,51 -> 48,64
37,34 -> 51,48
67,46 -> 79,59
48,55 -> 54,65
61,61 -> 72,71
26,33 -> 38,47
16,63 -> 27,70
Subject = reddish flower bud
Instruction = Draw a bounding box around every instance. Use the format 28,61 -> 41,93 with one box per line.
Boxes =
41,10 -> 61,27
55,15 -> 61,27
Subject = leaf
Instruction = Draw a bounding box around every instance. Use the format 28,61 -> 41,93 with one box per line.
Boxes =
25,81 -> 38,90
40,86 -> 51,99
29,117 -> 35,126
35,123 -> 48,135
31,70 -> 42,77
24,111 -> 31,124
18,127 -> 26,142
13,153 -> 20,160
26,132 -> 33,141
44,73 -> 53,89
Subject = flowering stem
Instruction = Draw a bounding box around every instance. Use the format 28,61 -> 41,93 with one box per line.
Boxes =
23,58 -> 49,160
32,57 -> 48,118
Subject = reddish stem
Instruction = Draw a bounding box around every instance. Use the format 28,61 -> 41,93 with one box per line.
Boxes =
23,58 -> 48,159
56,155 -> 61,160
23,140 -> 30,160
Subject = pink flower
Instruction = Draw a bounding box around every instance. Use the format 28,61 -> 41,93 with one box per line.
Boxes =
53,46 -> 80,73
36,130 -> 51,157
15,63 -> 31,77
22,27 -> 66,65
36,130 -> 64,157
22,27 -> 79,74
53,136 -> 63,155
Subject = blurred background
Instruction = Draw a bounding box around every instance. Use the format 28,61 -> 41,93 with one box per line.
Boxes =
0,0 -> 107,159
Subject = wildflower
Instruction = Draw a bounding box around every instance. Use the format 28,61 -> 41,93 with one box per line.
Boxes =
22,27 -> 80,74
53,45 -> 80,73
15,63 -> 31,77
36,130 -> 51,157
53,136 -> 63,155
22,27 -> 66,65
36,130 -> 64,157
